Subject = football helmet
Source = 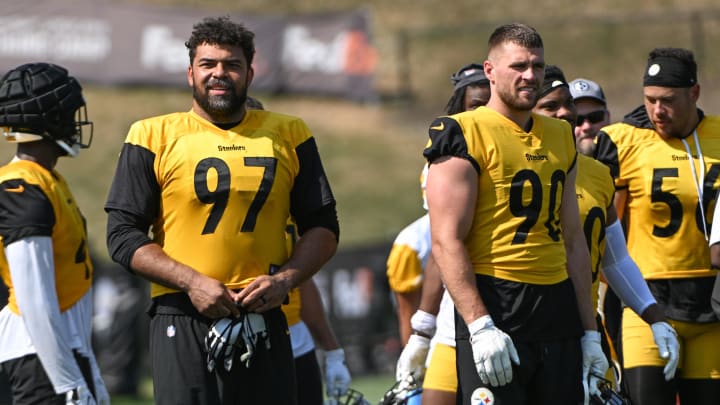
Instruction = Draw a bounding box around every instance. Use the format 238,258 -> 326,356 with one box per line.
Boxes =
326,388 -> 371,405
0,62 -> 93,156
589,374 -> 630,405
379,374 -> 422,405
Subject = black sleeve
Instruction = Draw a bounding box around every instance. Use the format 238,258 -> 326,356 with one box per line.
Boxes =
289,137 -> 339,241
106,209 -> 153,271
422,116 -> 481,173
104,143 -> 160,221
594,130 -> 621,180
104,143 -> 160,268
0,179 -> 54,246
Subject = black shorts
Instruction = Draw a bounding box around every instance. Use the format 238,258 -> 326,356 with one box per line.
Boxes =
455,275 -> 584,404
148,293 -> 296,405
0,351 -> 94,405
294,349 -> 323,405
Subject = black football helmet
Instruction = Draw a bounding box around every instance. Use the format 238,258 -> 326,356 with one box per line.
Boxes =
0,62 -> 92,156
327,388 -> 371,405
379,374 -> 422,405
589,374 -> 630,405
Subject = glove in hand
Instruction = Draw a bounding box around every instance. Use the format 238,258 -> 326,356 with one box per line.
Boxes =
468,315 -> 520,386
325,348 -> 351,397
581,330 -> 609,400
395,334 -> 430,381
650,321 -> 680,381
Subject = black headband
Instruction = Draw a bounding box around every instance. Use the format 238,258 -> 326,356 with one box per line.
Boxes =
539,77 -> 568,99
451,64 -> 489,91
643,56 -> 697,88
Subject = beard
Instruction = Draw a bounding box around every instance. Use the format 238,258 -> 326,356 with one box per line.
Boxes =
497,87 -> 537,111
193,77 -> 248,121
494,79 -> 538,111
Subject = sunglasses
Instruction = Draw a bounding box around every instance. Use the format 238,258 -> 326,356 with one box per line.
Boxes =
576,110 -> 606,125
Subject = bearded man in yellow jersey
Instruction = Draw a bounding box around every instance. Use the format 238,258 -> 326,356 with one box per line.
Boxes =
423,23 -> 607,404
595,47 -> 720,405
0,63 -> 109,404
104,17 -> 339,405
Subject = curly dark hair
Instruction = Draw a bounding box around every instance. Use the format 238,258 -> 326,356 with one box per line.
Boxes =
185,16 -> 255,65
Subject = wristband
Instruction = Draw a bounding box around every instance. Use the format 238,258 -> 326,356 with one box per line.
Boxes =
410,310 -> 437,336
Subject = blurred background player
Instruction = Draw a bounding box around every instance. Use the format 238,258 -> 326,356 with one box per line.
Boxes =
568,77 -> 623,352
248,96 -> 351,405
0,63 -> 109,404
403,63 -> 490,405
595,47 -> 720,405
386,63 -> 490,347
392,63 -> 490,405
535,66 -> 679,399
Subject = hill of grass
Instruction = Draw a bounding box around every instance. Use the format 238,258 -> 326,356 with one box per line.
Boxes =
3,0 -> 720,259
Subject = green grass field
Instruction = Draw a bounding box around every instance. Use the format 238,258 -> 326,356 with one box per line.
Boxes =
109,373 -> 396,405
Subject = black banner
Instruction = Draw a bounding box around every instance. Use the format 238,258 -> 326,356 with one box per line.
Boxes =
0,1 -> 377,100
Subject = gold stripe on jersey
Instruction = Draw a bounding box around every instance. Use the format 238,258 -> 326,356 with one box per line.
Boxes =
0,160 -> 92,314
424,107 -> 577,285
283,288 -> 301,326
126,109 -> 311,298
598,115 -> 720,280
575,155 -> 614,309
282,221 -> 301,326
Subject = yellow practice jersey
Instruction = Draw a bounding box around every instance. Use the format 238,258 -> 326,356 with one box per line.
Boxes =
106,109 -> 335,298
596,107 -> 720,280
385,213 -> 430,293
576,154 -> 615,308
423,106 -> 577,285
0,160 -> 92,313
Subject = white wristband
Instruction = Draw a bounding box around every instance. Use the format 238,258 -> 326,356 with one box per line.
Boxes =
410,310 -> 437,336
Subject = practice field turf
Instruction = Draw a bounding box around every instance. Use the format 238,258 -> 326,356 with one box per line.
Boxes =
110,372 -> 396,405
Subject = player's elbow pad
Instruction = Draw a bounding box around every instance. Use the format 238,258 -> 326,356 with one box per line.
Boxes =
601,220 -> 656,315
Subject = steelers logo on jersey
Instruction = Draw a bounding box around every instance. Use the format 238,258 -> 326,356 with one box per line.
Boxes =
471,387 -> 495,405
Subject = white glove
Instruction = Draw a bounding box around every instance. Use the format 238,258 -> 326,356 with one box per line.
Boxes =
205,317 -> 244,372
239,313 -> 271,368
468,315 -> 520,387
395,334 -> 430,381
651,321 -> 680,381
325,348 -> 351,398
65,385 -> 97,405
581,330 -> 609,400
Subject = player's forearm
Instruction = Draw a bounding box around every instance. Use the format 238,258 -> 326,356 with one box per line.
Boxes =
300,279 -> 340,350
433,239 -> 487,325
395,290 -> 421,344
129,243 -> 200,292
276,227 -> 338,291
417,255 -> 444,315
601,220 -> 657,317
565,237 -> 597,331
